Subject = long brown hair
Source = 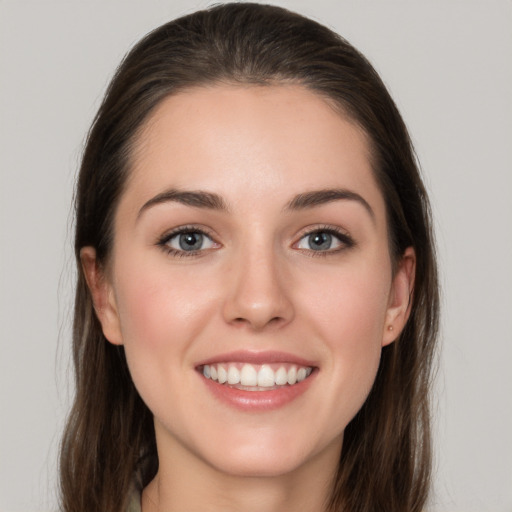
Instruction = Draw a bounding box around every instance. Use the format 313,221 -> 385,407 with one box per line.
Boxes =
60,4 -> 439,511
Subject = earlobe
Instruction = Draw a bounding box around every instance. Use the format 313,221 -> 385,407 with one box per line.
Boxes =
382,246 -> 416,346
80,247 -> 123,346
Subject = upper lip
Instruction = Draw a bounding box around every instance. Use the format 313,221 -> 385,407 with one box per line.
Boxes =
195,350 -> 317,368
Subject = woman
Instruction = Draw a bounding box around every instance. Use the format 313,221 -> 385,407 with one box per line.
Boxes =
60,3 -> 439,511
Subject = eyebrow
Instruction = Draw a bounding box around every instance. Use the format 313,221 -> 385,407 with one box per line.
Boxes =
137,187 -> 374,222
285,188 -> 375,221
137,189 -> 229,219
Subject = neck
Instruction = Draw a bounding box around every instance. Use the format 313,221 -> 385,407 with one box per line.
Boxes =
142,432 -> 341,512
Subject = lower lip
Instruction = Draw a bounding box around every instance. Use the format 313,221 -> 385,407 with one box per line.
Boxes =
200,371 -> 316,412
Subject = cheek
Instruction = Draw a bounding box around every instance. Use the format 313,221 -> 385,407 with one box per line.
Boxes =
297,260 -> 391,408
302,260 -> 390,340
114,257 -> 214,345
111,260 -> 224,426
111,257 -> 220,389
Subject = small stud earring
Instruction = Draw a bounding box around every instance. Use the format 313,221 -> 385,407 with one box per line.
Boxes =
387,325 -> 394,331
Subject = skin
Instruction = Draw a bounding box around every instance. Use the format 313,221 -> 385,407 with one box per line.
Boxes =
82,84 -> 415,512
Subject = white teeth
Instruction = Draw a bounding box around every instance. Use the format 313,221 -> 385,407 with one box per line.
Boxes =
287,366 -> 297,385
297,367 -> 307,382
227,366 -> 240,385
257,365 -> 275,387
275,366 -> 288,386
218,365 -> 227,383
202,363 -> 313,388
240,364 -> 258,386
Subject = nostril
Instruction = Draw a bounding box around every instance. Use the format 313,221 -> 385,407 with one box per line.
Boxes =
231,315 -> 285,330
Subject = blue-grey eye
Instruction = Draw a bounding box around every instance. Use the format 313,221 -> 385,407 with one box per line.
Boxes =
180,232 -> 203,250
167,231 -> 215,252
308,232 -> 332,250
296,230 -> 344,251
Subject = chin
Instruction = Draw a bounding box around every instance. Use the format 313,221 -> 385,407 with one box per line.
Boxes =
197,428 -> 338,479
208,450 -> 311,478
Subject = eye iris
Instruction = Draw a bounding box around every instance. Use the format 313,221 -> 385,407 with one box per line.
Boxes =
179,232 -> 203,251
308,232 -> 332,250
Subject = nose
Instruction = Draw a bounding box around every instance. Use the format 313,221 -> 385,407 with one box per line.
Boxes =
222,246 -> 294,331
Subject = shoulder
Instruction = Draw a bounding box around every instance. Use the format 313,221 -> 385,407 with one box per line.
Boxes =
126,486 -> 142,512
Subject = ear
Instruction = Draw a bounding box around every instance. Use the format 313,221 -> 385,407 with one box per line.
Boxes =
382,246 -> 416,347
80,247 -> 123,345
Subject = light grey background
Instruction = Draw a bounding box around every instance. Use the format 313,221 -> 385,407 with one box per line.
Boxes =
1,1 -> 511,511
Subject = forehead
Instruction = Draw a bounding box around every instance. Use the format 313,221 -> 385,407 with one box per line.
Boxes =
125,84 -> 384,218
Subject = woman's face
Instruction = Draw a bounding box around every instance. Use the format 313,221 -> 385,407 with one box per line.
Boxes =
85,84 -> 413,479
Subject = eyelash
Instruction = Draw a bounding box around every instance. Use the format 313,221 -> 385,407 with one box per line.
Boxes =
295,225 -> 355,257
157,225 -> 218,258
156,224 -> 355,258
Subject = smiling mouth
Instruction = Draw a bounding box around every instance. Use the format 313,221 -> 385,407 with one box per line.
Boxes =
201,362 -> 314,391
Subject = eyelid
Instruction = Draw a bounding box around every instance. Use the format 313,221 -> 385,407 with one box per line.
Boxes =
292,224 -> 355,253
156,224 -> 221,256
155,223 -> 354,258
158,224 -> 216,243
